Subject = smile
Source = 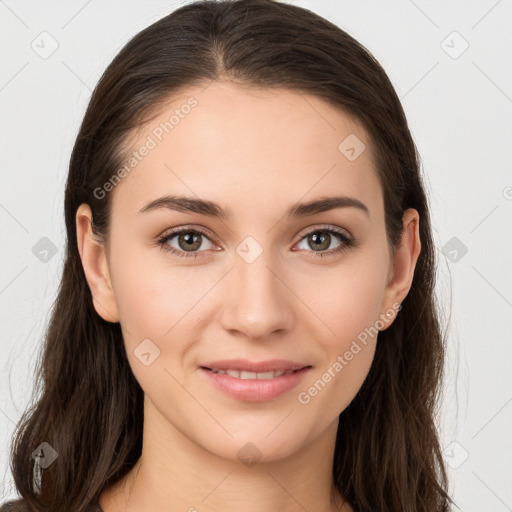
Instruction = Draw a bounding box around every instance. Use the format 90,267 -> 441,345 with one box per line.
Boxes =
205,368 -> 297,379
199,366 -> 311,402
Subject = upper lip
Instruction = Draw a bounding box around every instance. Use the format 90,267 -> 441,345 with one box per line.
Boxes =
201,358 -> 311,372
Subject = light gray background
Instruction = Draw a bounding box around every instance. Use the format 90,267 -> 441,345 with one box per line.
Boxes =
1,1 -> 511,510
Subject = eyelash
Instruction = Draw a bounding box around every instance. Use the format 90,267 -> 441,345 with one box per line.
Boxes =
157,225 -> 355,260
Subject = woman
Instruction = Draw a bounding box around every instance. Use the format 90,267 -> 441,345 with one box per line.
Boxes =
2,0 -> 456,510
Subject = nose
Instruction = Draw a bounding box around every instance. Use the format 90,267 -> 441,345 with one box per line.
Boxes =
219,249 -> 295,341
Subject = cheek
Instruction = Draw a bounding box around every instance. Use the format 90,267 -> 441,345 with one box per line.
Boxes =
110,264 -> 166,336
109,243 -> 197,334
110,249 -> 222,378
293,258 -> 386,409
297,285 -> 380,419
111,257 -> 201,394
295,256 -> 387,343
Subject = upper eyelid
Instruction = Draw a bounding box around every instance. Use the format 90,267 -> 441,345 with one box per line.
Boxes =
296,224 -> 351,239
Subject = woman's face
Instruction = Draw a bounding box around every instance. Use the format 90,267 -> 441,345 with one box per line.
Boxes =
80,81 -> 413,462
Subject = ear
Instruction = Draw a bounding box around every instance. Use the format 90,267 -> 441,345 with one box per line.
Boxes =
75,203 -> 120,323
379,208 -> 421,330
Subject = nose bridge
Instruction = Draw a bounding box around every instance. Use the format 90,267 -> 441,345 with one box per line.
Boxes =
220,239 -> 294,339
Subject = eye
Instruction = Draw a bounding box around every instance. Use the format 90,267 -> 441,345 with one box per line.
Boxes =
294,226 -> 354,259
157,227 -> 217,259
157,224 -> 355,260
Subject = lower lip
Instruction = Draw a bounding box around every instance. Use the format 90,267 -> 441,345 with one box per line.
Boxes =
199,367 -> 311,402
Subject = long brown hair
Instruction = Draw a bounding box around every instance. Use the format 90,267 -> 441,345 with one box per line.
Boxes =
4,1 -> 456,510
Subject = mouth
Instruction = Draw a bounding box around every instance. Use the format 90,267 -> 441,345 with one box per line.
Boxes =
200,367 -> 310,380
198,365 -> 312,402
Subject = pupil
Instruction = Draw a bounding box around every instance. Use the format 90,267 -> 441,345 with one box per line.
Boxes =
180,232 -> 201,251
310,232 -> 329,250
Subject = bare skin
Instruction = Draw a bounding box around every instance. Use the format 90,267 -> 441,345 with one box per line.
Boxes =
76,80 -> 421,512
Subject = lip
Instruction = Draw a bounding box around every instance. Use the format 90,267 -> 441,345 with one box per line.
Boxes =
201,358 -> 310,373
199,365 -> 312,402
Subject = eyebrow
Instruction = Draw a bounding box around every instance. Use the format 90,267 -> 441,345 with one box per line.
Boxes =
138,194 -> 370,219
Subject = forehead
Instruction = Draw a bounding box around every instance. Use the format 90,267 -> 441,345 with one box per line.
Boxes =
111,80 -> 382,222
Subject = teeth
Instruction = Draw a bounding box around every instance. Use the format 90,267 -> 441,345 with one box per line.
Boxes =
209,369 -> 296,379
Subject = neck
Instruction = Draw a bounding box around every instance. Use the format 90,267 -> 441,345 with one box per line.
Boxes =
100,398 -> 351,512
